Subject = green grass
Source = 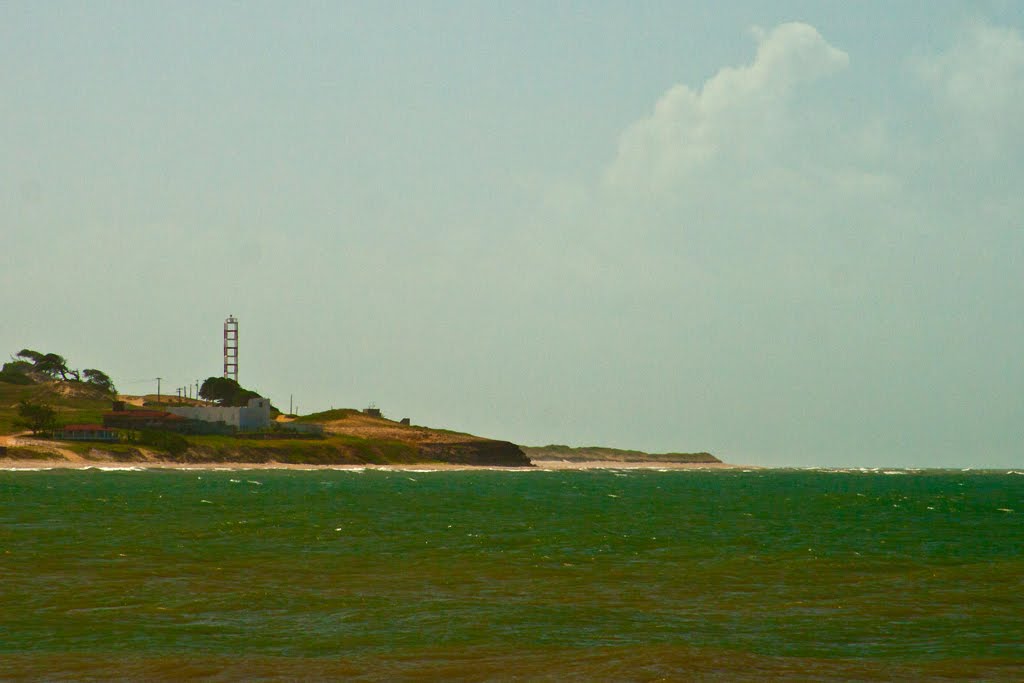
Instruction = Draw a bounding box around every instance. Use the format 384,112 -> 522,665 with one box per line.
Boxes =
58,442 -> 147,461
0,446 -> 64,461
292,408 -> 359,423
0,381 -> 113,435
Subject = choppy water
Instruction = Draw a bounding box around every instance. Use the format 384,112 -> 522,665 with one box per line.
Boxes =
1,468 -> 1022,680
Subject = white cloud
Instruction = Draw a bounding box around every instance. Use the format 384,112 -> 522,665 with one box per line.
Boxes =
604,23 -> 849,193
915,21 -> 1024,145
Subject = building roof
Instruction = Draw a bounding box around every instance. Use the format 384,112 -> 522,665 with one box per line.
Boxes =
60,424 -> 113,431
104,410 -> 186,421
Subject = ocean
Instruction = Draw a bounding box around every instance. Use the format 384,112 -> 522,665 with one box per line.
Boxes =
1,468 -> 1022,680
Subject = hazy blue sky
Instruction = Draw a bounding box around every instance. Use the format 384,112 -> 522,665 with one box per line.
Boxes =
3,2 -> 1022,467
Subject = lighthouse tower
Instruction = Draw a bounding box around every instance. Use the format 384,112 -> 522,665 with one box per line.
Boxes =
223,315 -> 239,382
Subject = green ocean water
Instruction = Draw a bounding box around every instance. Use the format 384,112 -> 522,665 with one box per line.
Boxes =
1,468 -> 1022,681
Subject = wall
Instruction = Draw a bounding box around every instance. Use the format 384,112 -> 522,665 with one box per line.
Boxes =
168,397 -> 271,431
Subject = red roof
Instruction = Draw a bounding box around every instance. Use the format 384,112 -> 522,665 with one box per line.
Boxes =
61,424 -> 113,431
104,410 -> 185,420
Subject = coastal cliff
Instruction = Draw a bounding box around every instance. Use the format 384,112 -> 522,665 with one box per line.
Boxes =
295,409 -> 532,467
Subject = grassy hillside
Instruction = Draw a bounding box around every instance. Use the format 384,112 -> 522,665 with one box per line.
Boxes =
0,380 -> 113,435
0,383 -> 530,467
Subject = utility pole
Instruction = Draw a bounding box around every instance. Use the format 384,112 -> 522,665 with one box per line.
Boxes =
156,377 -> 162,405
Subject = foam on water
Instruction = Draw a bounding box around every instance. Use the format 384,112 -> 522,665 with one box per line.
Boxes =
89,466 -> 146,472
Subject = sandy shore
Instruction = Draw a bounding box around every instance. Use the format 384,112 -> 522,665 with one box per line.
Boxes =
0,459 -> 751,471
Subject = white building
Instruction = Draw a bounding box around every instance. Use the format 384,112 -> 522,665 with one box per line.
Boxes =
167,397 -> 271,431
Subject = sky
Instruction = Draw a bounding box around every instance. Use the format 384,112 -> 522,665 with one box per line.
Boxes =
2,2 -> 1022,468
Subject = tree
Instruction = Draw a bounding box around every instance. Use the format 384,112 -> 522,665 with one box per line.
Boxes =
199,376 -> 263,407
36,353 -> 71,380
199,377 -> 240,404
0,360 -> 35,385
14,400 -> 58,436
16,349 -> 44,364
16,349 -> 71,380
82,368 -> 116,394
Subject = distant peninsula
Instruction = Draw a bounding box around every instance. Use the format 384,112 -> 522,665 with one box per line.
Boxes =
522,445 -> 722,468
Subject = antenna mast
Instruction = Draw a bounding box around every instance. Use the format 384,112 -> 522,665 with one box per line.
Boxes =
224,315 -> 239,382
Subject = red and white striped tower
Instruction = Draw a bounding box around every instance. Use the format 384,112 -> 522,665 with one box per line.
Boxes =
223,315 -> 239,382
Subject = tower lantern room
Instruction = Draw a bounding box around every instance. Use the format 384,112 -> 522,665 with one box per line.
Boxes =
223,315 -> 239,383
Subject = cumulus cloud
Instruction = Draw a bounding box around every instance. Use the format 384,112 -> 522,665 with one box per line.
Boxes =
604,23 -> 849,193
916,22 -> 1024,116
914,21 -> 1024,150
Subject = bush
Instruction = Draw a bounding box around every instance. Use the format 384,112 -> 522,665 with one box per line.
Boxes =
0,370 -> 35,385
15,400 -> 57,435
138,430 -> 190,456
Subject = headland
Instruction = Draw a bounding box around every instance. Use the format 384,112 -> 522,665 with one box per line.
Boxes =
1,352 -> 728,470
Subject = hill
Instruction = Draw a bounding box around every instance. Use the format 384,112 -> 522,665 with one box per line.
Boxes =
0,379 -> 114,435
522,444 -> 721,466
0,383 -> 531,467
290,409 -> 529,466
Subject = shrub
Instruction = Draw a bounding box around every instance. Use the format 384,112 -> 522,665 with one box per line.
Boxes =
0,369 -> 35,385
138,430 -> 190,456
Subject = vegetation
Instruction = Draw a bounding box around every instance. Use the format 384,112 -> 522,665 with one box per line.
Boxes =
137,430 -> 189,456
0,361 -> 35,385
0,446 -> 63,461
1,348 -> 116,394
15,349 -> 74,380
0,379 -> 114,435
14,400 -> 58,436
81,368 -> 115,394
521,444 -> 720,464
293,408 -> 358,423
199,377 -> 266,407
